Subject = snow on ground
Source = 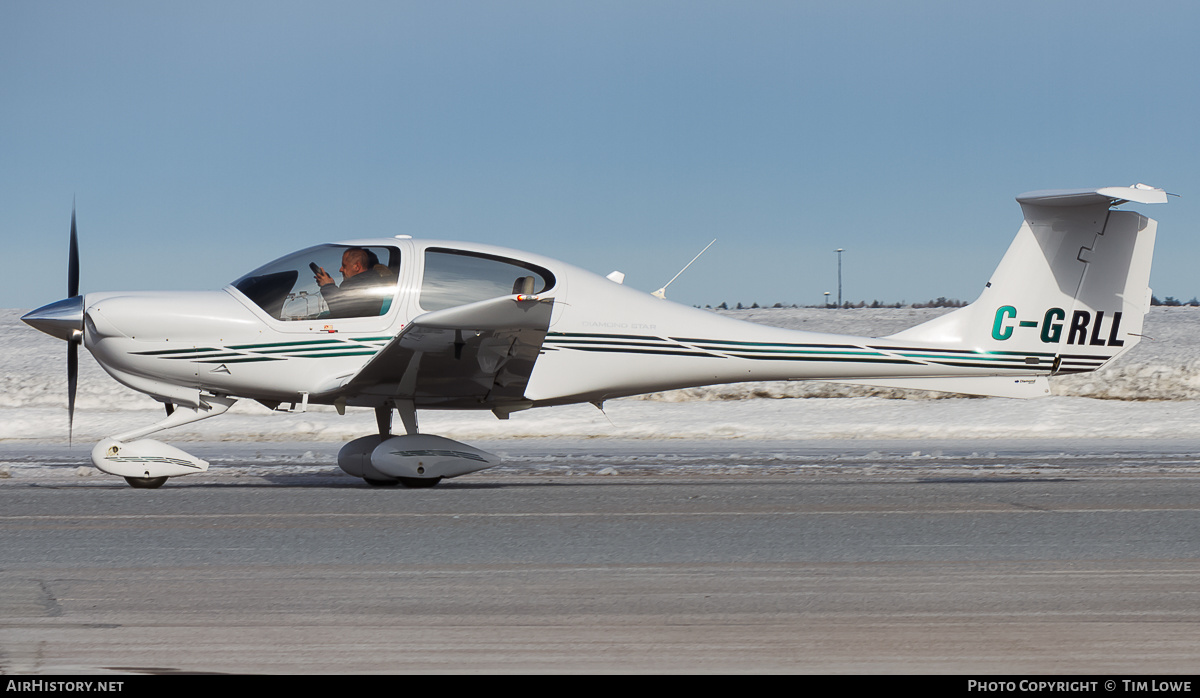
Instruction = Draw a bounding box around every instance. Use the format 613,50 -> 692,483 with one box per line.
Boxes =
4,306 -> 1200,444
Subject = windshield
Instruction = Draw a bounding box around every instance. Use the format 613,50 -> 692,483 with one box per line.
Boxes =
232,245 -> 400,320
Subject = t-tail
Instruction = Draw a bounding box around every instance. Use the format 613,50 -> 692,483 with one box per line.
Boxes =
844,184 -> 1167,398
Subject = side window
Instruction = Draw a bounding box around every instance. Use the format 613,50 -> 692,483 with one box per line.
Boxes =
420,248 -> 554,312
233,245 -> 401,320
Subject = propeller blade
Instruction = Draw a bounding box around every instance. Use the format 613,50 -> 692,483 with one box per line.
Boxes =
67,340 -> 78,446
67,205 -> 80,445
68,207 -> 79,298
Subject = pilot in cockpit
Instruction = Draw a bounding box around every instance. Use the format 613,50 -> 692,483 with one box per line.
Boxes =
313,247 -> 395,318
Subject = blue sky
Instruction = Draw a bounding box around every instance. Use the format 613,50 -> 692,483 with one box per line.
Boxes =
3,1 -> 1198,309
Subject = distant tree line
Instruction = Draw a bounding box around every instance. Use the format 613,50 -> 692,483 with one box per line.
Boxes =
1151,296 -> 1200,307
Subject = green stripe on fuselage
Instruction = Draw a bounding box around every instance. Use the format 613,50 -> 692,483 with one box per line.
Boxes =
226,339 -> 346,350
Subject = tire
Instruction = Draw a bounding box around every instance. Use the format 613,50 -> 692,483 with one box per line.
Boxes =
363,477 -> 401,487
398,477 -> 442,488
124,476 -> 168,489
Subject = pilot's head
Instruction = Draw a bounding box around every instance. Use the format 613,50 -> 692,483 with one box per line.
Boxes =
340,248 -> 371,280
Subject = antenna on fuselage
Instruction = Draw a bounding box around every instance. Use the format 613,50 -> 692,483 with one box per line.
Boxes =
652,239 -> 716,299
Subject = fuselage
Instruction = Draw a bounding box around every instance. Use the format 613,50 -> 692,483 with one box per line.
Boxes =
71,237 -> 1052,411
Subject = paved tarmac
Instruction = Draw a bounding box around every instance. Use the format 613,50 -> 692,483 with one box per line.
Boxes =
2,440 -> 1200,674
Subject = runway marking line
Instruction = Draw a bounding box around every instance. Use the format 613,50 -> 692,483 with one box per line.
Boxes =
2,507 -> 1200,521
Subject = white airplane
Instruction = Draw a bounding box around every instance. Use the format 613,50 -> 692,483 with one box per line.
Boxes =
23,184 -> 1167,489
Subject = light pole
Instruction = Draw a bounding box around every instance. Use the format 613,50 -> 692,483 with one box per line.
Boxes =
836,248 -> 844,309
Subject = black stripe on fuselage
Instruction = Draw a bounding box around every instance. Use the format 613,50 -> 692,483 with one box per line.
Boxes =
548,333 -> 1060,370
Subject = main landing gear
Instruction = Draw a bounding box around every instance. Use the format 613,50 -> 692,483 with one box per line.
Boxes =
335,401 -> 499,488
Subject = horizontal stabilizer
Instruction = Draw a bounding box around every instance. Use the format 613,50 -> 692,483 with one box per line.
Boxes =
1016,183 -> 1168,207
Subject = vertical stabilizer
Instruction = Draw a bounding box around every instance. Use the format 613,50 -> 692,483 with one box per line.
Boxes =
888,185 -> 1165,376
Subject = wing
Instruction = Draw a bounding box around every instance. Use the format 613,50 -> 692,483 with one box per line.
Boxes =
323,295 -> 554,411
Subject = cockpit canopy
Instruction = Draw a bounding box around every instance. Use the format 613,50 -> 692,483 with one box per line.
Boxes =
419,247 -> 554,311
232,243 -> 556,321
232,244 -> 400,321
